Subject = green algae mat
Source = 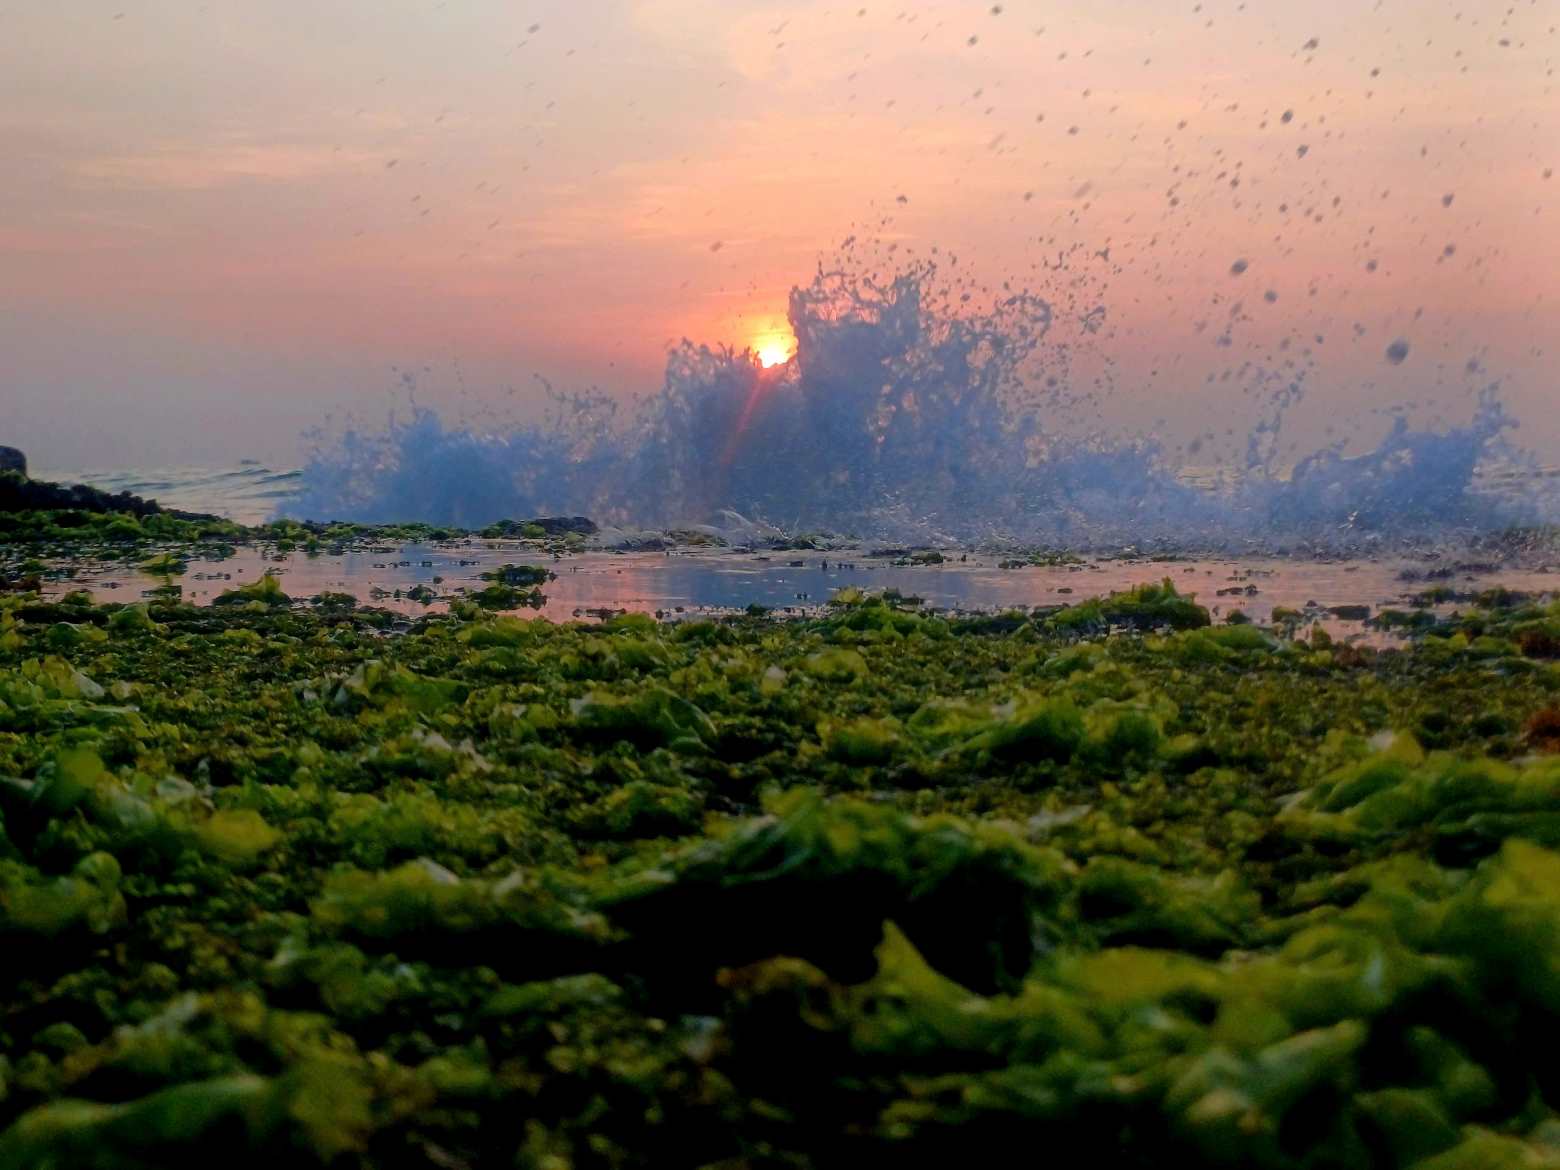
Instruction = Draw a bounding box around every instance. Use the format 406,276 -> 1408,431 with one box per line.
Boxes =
4,576 -> 1560,1168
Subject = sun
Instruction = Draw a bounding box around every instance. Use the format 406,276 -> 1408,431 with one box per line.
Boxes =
755,335 -> 795,368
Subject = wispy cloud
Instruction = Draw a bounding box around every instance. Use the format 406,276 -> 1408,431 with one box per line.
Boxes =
72,142 -> 386,191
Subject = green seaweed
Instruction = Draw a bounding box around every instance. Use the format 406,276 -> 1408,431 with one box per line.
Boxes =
0,568 -> 1556,1166
1046,577 -> 1212,633
212,574 -> 292,608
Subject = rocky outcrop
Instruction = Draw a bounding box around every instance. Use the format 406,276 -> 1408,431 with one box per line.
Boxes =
0,447 -> 25,476
0,473 -> 219,521
483,516 -> 600,537
529,516 -> 599,536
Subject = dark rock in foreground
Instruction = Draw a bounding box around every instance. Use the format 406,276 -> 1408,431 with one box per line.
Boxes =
0,447 -> 25,476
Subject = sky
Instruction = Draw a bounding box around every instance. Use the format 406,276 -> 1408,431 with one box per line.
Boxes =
0,0 -> 1555,471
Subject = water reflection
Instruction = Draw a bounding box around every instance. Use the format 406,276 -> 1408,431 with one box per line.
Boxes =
36,542 -> 1560,638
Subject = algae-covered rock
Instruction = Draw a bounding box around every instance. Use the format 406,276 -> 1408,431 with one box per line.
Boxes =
0,1053 -> 377,1170
569,687 -> 716,751
572,780 -> 704,839
800,646 -> 870,681
1284,749 -> 1560,862
0,1076 -> 280,1170
213,574 -> 291,608
312,858 -> 610,964
962,694 -> 1086,763
1412,1127 -> 1560,1169
1047,578 -> 1211,633
1165,1020 -> 1369,1165
597,790 -> 1067,993
1438,839 -> 1560,1012
480,562 -> 553,588
822,715 -> 906,765
481,515 -> 597,538
0,852 -> 125,937
192,810 -> 281,868
1077,856 -> 1258,953
327,660 -> 468,714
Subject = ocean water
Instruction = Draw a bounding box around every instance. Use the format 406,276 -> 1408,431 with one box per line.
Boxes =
34,464 -> 303,528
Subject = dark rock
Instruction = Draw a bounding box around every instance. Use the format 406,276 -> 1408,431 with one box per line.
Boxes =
1326,604 -> 1372,622
0,472 -> 219,522
609,533 -> 671,551
0,447 -> 25,476
482,563 -> 553,587
529,515 -> 598,536
484,516 -> 599,537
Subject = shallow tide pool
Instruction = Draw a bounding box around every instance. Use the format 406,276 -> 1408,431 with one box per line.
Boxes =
35,542 -> 1560,634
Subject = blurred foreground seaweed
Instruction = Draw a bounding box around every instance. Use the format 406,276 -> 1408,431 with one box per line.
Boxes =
1,571 -> 1559,1167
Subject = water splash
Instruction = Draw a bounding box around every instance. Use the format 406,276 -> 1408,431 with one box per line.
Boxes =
286,262 -> 1551,550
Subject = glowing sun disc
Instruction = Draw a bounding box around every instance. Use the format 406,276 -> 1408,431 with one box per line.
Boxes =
756,340 -> 793,368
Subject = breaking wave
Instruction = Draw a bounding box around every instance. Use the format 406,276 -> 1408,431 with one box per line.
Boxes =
285,262 -> 1551,550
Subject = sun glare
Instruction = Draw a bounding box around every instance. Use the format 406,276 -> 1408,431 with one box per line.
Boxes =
755,337 -> 794,368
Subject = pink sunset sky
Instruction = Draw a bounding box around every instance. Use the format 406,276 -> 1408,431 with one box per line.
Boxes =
0,0 -> 1554,470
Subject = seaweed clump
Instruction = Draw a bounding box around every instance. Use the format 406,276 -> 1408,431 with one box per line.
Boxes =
1045,577 -> 1212,634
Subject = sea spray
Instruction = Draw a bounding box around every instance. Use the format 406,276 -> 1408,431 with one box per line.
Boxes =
285,263 -> 1549,549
